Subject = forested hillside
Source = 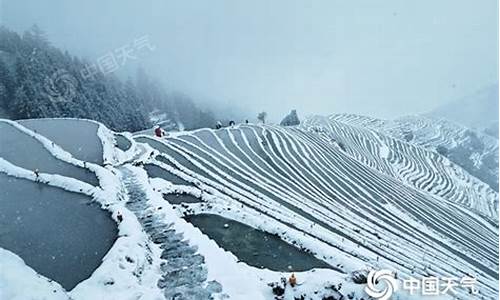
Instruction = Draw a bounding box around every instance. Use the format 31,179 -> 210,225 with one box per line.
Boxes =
0,26 -> 216,132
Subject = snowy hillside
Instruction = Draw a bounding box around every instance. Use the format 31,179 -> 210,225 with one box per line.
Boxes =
325,114 -> 499,194
0,118 -> 498,300
303,114 -> 498,220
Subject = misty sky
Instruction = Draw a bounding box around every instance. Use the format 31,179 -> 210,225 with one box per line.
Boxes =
1,0 -> 498,121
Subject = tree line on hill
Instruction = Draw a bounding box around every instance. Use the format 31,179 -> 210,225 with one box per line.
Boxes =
0,25 -> 216,132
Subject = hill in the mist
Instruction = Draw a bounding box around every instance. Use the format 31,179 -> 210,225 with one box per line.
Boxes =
0,26 -> 216,132
325,113 -> 499,193
426,83 -> 499,132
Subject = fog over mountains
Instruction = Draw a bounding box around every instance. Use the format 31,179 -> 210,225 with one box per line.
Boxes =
0,26 -> 217,132
427,83 -> 499,132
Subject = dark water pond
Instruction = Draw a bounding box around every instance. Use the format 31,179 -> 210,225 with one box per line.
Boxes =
0,121 -> 99,186
144,163 -> 192,186
0,173 -> 117,290
19,119 -> 104,165
185,214 -> 332,272
163,193 -> 202,204
115,134 -> 132,152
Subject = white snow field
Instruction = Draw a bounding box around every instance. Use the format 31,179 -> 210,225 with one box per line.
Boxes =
0,117 -> 498,300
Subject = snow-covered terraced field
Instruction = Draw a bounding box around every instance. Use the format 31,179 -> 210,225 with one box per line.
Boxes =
326,113 -> 499,192
303,115 -> 498,220
0,118 -> 166,299
1,117 -> 498,300
134,123 -> 498,299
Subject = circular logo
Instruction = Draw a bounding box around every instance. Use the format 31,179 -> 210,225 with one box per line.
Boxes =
364,269 -> 398,300
44,69 -> 77,103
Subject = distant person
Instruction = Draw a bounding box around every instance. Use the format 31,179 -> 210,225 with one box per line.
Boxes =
288,273 -> 297,287
154,125 -> 162,137
154,125 -> 167,137
117,211 -> 123,223
215,121 -> 222,129
34,168 -> 40,180
245,119 -> 249,124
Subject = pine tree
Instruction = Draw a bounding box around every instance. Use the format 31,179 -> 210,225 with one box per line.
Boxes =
0,60 -> 14,110
280,109 -> 300,126
0,25 -> 218,132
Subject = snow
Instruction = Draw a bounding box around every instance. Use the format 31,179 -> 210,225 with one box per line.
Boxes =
70,214 -> 164,300
0,119 -> 165,299
302,114 -> 498,220
133,123 -> 497,299
379,143 -> 390,159
0,248 -> 69,300
0,117 -> 497,300
121,166 -> 370,299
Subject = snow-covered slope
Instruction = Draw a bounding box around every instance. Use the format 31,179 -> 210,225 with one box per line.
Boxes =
134,123 -> 498,299
0,117 -> 498,300
326,114 -> 499,192
303,114 -> 498,220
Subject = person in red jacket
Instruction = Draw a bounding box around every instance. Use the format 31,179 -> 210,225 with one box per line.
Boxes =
154,125 -> 163,137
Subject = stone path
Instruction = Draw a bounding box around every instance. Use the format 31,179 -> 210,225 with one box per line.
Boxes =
120,167 -> 223,300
